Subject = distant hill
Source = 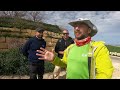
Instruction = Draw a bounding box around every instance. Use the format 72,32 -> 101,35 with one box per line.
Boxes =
106,45 -> 120,53
0,17 -> 62,33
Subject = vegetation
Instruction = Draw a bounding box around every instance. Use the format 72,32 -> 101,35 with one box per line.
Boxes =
0,33 -> 32,38
0,48 -> 55,75
106,45 -> 120,53
0,17 -> 62,33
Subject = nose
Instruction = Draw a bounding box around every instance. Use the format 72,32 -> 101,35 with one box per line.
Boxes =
75,26 -> 79,30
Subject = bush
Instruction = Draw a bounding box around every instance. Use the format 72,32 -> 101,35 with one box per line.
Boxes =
44,61 -> 55,73
0,48 -> 55,75
0,48 -> 29,75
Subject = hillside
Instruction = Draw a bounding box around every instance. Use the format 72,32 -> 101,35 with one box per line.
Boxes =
106,45 -> 120,53
0,17 -> 62,52
0,17 -> 62,33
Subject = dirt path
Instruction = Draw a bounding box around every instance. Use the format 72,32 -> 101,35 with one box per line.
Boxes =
111,56 -> 120,79
0,71 -> 66,79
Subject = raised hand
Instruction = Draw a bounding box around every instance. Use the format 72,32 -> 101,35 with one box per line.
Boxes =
36,47 -> 55,62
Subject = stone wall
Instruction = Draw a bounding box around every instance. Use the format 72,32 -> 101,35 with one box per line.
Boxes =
0,27 -> 62,38
0,27 -> 62,52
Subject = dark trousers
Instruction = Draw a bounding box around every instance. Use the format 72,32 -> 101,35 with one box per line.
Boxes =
29,62 -> 44,79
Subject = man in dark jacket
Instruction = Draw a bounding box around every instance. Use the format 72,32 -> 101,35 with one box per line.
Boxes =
53,29 -> 74,78
22,28 -> 46,79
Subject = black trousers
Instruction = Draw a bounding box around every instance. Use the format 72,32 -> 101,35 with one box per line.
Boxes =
29,62 -> 44,79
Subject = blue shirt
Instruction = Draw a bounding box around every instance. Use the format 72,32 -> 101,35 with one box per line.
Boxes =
22,36 -> 46,63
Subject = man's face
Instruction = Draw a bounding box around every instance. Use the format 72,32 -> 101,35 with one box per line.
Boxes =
73,24 -> 91,40
36,31 -> 43,38
62,30 -> 69,39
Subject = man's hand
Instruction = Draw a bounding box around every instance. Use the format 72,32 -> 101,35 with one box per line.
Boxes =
36,47 -> 55,62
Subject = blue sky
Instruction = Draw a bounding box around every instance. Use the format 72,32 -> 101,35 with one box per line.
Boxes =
43,11 -> 120,46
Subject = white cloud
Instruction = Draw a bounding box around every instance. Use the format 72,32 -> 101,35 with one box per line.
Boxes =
43,11 -> 120,45
43,11 -> 120,32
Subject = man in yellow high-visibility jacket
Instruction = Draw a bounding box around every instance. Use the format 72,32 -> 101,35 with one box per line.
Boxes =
36,18 -> 114,79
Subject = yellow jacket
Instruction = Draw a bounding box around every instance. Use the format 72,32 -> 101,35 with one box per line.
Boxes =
52,41 -> 114,79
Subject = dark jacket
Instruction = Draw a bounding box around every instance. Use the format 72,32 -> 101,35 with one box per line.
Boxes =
22,36 -> 46,63
55,37 -> 74,58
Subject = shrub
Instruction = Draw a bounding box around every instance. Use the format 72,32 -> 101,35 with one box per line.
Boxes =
0,48 -> 55,75
0,48 -> 29,75
44,61 -> 55,73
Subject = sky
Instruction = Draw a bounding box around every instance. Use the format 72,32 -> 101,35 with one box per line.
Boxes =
42,11 -> 120,46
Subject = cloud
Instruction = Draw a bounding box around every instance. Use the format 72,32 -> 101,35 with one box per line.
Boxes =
43,11 -> 120,31
43,11 -> 120,45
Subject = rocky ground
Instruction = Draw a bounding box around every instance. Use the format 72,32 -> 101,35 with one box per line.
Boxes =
0,56 -> 120,79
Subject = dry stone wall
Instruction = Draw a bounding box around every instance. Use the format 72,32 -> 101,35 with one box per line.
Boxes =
0,27 -> 62,51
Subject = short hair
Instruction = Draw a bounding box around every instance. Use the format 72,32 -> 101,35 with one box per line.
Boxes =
63,29 -> 69,33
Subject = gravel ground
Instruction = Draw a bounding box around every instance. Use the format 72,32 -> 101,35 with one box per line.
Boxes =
0,71 -> 66,79
111,60 -> 120,78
